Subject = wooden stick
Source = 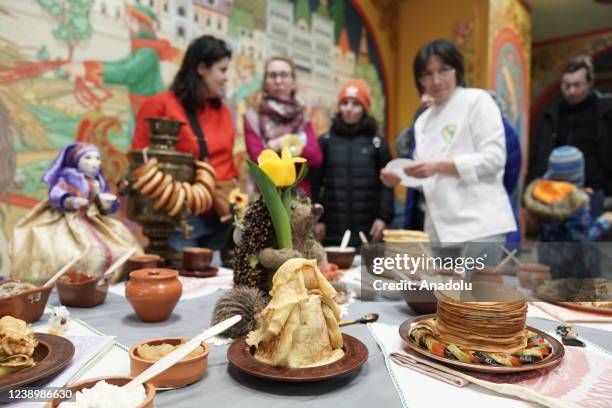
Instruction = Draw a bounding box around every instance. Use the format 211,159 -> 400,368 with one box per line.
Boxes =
493,248 -> 518,273
43,256 -> 81,288
103,247 -> 138,279
501,245 -> 523,267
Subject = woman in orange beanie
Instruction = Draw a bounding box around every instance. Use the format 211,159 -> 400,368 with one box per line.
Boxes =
311,79 -> 394,247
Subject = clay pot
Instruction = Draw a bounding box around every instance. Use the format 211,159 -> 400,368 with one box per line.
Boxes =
471,267 -> 503,284
517,263 -> 551,291
56,269 -> 110,307
129,337 -> 210,388
126,269 -> 182,322
47,376 -> 155,408
122,254 -> 165,282
182,247 -> 212,271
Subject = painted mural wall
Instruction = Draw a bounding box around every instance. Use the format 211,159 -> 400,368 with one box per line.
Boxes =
0,0 -> 388,276
394,0 -> 489,139
488,0 -> 530,178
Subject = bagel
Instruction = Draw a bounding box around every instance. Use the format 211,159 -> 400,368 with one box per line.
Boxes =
195,160 -> 216,178
165,181 -> 182,212
131,157 -> 158,181
140,170 -> 163,196
132,165 -> 159,190
150,173 -> 173,199
182,182 -> 194,211
191,183 -> 205,215
168,184 -> 186,217
154,181 -> 174,210
195,170 -> 215,192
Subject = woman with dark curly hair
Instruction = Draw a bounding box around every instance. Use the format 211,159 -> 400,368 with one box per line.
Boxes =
131,35 -> 237,250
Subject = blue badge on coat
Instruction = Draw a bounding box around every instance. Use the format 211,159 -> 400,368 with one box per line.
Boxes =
441,124 -> 457,142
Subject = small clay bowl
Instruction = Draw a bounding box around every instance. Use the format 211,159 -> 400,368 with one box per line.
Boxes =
122,254 -> 165,281
46,375 -> 156,408
182,247 -> 212,271
129,337 -> 210,388
470,266 -> 503,284
517,263 -> 551,291
400,280 -> 438,315
0,281 -> 53,323
325,246 -> 356,269
57,269 -> 110,308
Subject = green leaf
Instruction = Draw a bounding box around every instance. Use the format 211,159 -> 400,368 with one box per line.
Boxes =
247,160 -> 293,249
282,187 -> 292,218
293,163 -> 308,187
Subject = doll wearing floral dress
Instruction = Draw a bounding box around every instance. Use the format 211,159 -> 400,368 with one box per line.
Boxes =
9,143 -> 142,285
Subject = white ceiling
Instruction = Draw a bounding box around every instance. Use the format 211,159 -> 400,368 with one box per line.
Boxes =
530,0 -> 612,42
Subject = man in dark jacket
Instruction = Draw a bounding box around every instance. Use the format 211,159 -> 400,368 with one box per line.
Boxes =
311,80 -> 394,247
526,56 -> 612,216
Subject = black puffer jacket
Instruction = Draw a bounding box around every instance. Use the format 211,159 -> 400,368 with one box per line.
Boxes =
311,115 -> 394,247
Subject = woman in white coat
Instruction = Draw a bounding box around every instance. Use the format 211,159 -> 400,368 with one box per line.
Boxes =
381,39 -> 516,263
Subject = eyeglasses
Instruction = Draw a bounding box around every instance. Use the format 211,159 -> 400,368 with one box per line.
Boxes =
561,81 -> 588,91
266,71 -> 292,80
419,67 -> 455,84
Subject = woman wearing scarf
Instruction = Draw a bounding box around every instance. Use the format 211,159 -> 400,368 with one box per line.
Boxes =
9,143 -> 141,285
243,56 -> 322,196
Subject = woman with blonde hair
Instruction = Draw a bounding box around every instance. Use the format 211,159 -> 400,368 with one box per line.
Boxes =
243,56 -> 322,196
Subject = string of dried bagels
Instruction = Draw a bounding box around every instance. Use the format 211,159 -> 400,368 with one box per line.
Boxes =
131,157 -> 216,217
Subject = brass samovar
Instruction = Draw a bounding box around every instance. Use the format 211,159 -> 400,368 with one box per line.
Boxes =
126,118 -> 193,267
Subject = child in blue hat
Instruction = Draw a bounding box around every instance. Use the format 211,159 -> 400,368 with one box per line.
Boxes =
524,146 -> 612,279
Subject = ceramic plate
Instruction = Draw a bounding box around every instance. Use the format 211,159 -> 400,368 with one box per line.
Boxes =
399,314 -> 564,373
0,333 -> 75,392
227,334 -> 368,381
550,302 -> 612,316
385,159 -> 424,188
178,267 -> 219,278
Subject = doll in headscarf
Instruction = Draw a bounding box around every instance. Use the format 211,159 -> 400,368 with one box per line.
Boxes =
44,143 -> 120,213
9,143 -> 142,285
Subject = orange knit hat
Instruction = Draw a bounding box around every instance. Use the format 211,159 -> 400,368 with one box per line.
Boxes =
338,79 -> 371,112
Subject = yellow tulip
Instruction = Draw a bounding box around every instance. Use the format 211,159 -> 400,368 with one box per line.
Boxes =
257,148 -> 306,187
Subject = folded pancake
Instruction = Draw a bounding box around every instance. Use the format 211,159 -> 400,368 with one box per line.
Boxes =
0,316 -> 38,377
246,258 -> 344,368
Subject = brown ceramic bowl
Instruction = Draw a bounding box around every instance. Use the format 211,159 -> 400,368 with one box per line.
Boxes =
129,337 -> 210,388
400,269 -> 462,315
517,263 -> 552,291
56,269 -> 110,308
0,281 -> 53,323
182,247 -> 212,271
325,246 -> 356,269
470,266 -> 503,284
46,375 -> 156,408
121,254 -> 165,282
399,277 -> 438,315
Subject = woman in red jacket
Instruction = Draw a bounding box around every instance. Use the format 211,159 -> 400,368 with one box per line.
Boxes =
132,35 -> 237,250
243,56 -> 322,196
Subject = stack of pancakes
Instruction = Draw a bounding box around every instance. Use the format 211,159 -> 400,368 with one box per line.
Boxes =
434,282 -> 527,354
382,230 -> 430,280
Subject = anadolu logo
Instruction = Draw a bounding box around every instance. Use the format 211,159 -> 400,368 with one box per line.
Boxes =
441,124 -> 457,142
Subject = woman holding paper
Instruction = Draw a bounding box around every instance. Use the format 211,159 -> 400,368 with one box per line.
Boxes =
380,40 -> 516,255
